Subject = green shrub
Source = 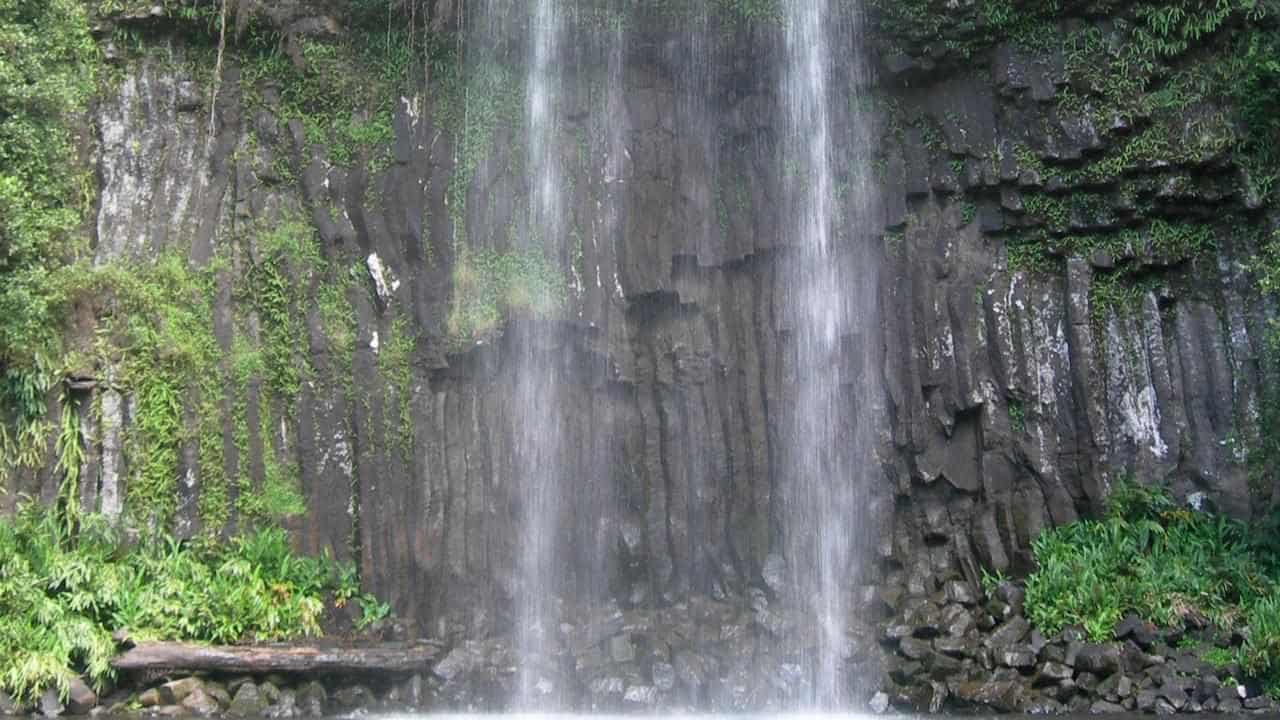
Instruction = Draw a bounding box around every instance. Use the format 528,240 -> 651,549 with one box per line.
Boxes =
1024,480 -> 1280,693
0,505 -> 388,703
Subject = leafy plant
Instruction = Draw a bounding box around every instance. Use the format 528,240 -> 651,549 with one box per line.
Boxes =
0,505 -> 389,702
1024,480 -> 1280,693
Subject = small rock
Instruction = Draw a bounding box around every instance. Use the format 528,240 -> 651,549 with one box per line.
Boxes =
433,645 -> 479,682
1219,696 -> 1243,713
258,682 -> 280,705
761,553 -> 787,596
138,689 -> 163,708
160,677 -> 203,705
265,689 -> 296,719
588,677 -> 624,698
205,683 -> 232,710
182,688 -> 222,717
1036,661 -> 1074,684
986,615 -> 1031,648
0,690 -> 19,715
1090,699 -> 1126,713
868,691 -> 890,714
1244,695 -> 1273,710
1154,697 -> 1177,714
934,636 -> 972,658
998,647 -> 1036,668
994,582 -> 1026,615
622,685 -> 658,706
944,580 -> 978,606
331,684 -> 372,709
228,683 -> 266,718
1114,613 -> 1157,648
952,678 -> 1023,712
651,662 -> 675,692
1073,643 -> 1122,675
66,677 -> 97,714
295,683 -> 325,718
609,633 -> 636,663
899,637 -> 933,661
39,688 -> 64,718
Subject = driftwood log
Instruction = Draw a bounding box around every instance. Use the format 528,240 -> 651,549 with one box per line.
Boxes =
112,642 -> 443,675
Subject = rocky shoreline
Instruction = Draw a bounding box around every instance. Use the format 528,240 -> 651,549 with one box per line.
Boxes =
1,579 -> 1273,716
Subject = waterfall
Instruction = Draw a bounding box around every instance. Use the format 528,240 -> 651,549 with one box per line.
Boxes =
515,0 -> 568,708
779,0 -> 879,707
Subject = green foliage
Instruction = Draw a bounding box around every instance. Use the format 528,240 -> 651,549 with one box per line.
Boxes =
0,0 -> 96,370
0,505 -> 389,703
1024,480 -> 1280,690
446,247 -> 568,351
1007,397 -> 1026,434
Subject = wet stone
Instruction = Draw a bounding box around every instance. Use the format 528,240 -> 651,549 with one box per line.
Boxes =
986,615 -> 1030,648
997,646 -> 1036,669
1037,661 -> 1074,684
609,633 -> 636,663
39,688 -> 64,718
651,661 -> 675,692
182,688 -> 222,717
228,683 -> 266,718
899,637 -> 933,661
622,685 -> 658,706
944,580 -> 978,606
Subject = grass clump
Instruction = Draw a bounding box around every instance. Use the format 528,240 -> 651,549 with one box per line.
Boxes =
0,504 -> 386,704
1024,480 -> 1280,691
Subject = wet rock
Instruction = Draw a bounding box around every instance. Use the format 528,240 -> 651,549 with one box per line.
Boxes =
934,636 -> 972,658
952,678 -> 1023,711
944,580 -> 978,606
295,682 -> 325,717
651,661 -> 675,692
258,682 -> 280,706
994,582 -> 1026,615
331,684 -> 372,709
228,683 -> 267,718
899,636 -> 933,661
1244,695 -> 1273,710
205,683 -> 232,710
997,646 -> 1036,668
940,603 -> 975,637
1114,613 -> 1157,648
265,689 -> 297,718
0,690 -> 19,715
1036,661 -> 1074,684
761,553 -> 787,596
433,645 -> 480,682
66,677 -> 98,715
1090,699 -> 1126,713
138,688 -> 163,708
182,688 -> 222,717
39,688 -> 64,717
589,676 -> 625,699
868,691 -> 890,714
1073,644 -> 1122,676
159,677 -> 203,705
986,615 -> 1030,648
622,685 -> 658,706
609,633 -> 636,663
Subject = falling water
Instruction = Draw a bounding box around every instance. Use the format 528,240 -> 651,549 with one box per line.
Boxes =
779,0 -> 879,708
515,0 -> 568,707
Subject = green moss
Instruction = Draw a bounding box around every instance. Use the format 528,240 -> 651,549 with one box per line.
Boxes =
446,247 -> 568,352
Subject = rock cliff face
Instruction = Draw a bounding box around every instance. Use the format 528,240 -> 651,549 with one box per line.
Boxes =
6,0 -> 1277,650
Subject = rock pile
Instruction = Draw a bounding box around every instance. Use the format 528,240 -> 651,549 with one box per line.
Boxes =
879,580 -> 1277,714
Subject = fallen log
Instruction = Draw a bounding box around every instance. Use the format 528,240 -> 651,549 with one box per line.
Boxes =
112,641 -> 443,675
